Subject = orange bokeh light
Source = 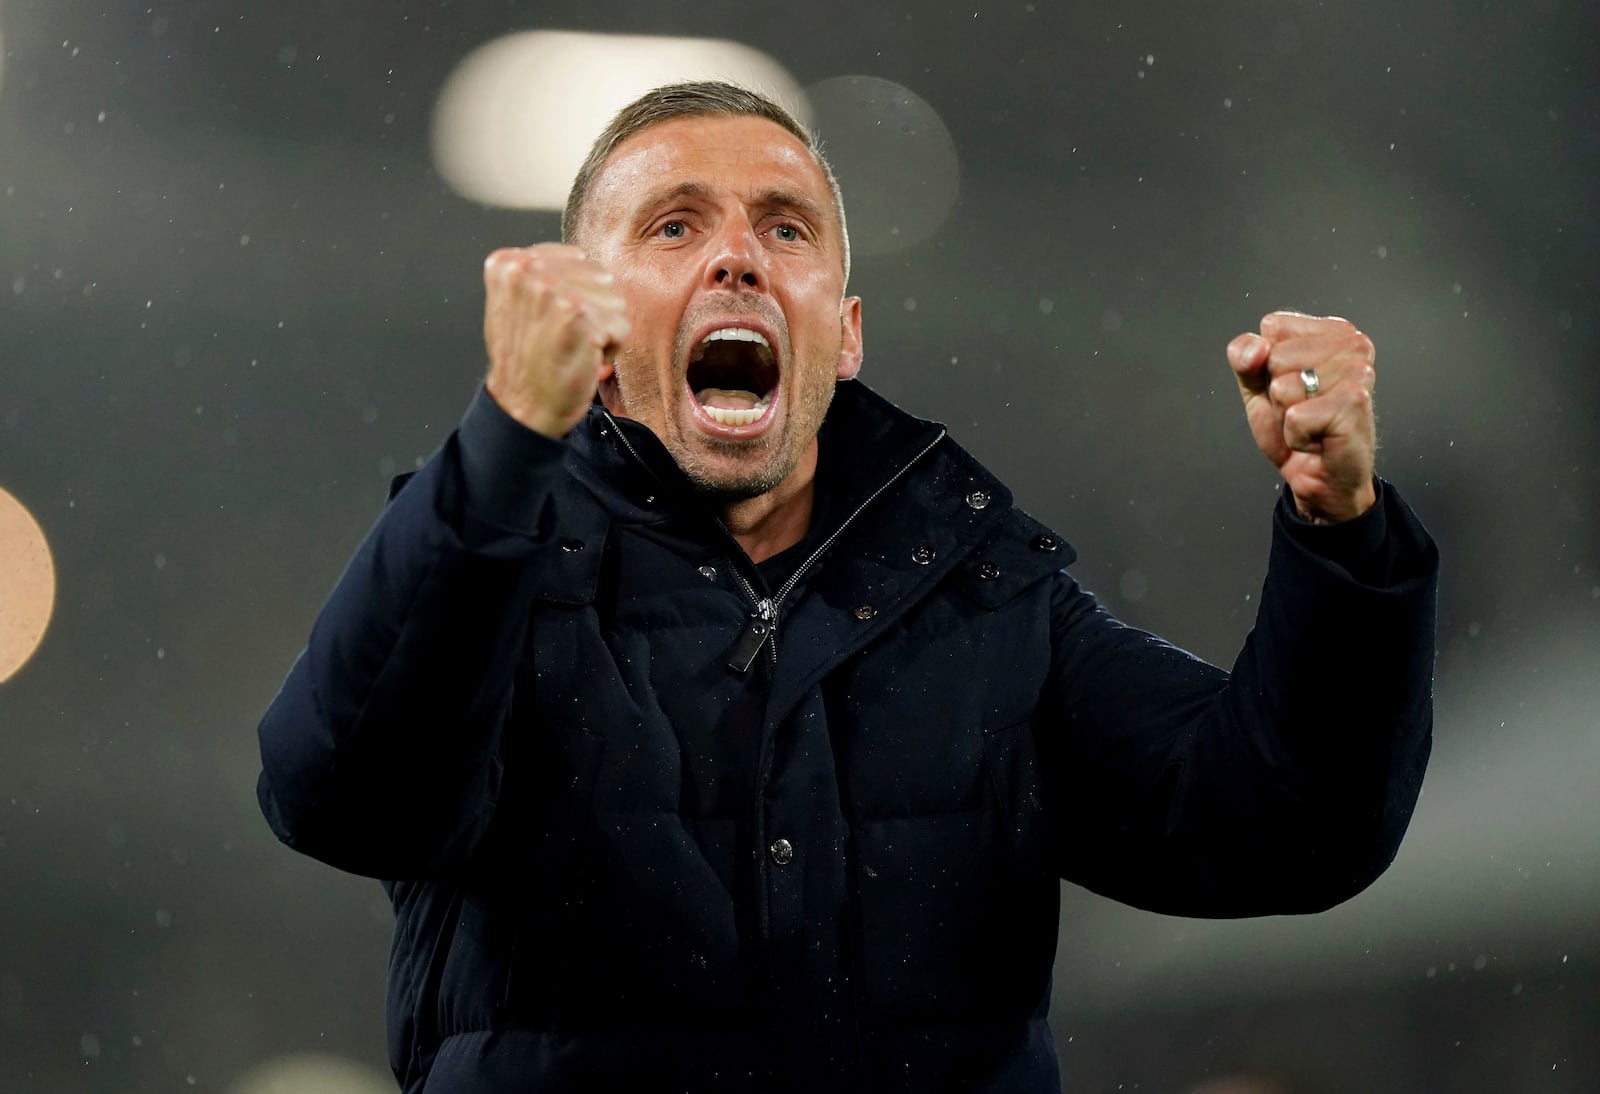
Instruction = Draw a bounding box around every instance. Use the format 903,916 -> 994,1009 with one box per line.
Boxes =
0,485 -> 56,682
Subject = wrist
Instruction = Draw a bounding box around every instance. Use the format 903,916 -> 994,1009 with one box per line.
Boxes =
1290,479 -> 1378,524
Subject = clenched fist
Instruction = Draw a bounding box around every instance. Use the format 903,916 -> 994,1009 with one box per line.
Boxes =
1228,311 -> 1378,523
483,244 -> 631,439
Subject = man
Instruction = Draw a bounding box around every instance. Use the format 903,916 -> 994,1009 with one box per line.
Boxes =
257,82 -> 1437,1093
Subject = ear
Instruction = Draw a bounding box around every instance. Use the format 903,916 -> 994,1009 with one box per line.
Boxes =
836,296 -> 863,381
597,362 -> 624,415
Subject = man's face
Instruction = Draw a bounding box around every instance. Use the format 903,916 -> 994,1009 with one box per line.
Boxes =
579,114 -> 862,499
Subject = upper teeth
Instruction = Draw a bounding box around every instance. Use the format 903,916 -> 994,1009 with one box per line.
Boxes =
701,327 -> 769,348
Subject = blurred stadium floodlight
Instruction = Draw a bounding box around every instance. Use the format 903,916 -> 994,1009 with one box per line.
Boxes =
431,31 -> 808,211
226,1052 -> 393,1094
803,75 -> 960,257
0,486 -> 55,683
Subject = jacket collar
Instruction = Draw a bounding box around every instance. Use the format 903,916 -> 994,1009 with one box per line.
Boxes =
565,379 -> 963,533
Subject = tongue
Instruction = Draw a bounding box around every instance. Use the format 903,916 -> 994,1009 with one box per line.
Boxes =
696,387 -> 763,409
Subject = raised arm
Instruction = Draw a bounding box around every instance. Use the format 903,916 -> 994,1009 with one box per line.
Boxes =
1045,312 -> 1437,915
1046,483 -> 1437,915
255,245 -> 627,879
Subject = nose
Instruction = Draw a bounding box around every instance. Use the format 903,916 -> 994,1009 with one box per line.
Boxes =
703,222 -> 766,292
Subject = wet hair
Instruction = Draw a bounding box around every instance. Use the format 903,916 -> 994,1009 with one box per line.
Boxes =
561,81 -> 851,284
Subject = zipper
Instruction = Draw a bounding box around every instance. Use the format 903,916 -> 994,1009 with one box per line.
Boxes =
726,426 -> 947,672
597,408 -> 948,674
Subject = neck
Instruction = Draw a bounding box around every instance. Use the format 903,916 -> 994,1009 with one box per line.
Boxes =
721,440 -> 818,564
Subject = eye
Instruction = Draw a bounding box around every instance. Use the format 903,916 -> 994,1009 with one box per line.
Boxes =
658,220 -> 688,239
771,223 -> 801,243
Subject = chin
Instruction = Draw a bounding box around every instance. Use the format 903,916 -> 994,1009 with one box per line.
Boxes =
674,440 -> 794,501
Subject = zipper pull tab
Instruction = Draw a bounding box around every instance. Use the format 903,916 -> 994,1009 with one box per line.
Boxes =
728,598 -> 776,673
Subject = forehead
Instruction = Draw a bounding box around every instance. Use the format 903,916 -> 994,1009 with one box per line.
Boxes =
584,115 -> 834,229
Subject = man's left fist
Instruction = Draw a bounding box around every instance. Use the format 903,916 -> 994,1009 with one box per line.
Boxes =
1228,311 -> 1378,523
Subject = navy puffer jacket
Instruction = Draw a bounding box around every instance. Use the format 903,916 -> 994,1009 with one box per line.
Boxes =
257,380 -> 1437,1092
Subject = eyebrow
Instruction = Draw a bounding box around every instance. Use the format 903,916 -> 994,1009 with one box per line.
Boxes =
635,180 -> 715,213
633,181 -> 832,228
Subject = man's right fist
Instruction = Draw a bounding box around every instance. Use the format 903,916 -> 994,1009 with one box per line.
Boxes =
482,244 -> 631,438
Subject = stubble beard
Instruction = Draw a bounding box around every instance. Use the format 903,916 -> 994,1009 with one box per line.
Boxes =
613,335 -> 840,503
671,363 -> 836,502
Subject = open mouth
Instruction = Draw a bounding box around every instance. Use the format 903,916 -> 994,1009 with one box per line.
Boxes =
687,327 -> 779,427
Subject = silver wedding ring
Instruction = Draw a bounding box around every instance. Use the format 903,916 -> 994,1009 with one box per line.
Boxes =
1299,368 -> 1321,398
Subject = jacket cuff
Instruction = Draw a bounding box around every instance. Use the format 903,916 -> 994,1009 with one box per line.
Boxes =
1275,477 -> 1440,589
456,385 -> 568,533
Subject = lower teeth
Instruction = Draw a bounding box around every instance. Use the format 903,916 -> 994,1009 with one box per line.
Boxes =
703,404 -> 766,426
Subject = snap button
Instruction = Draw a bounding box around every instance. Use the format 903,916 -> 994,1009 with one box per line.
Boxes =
976,561 -> 1000,580
911,544 -> 935,565
560,539 -> 585,553
853,605 -> 876,621
769,838 -> 794,866
965,490 -> 991,510
698,565 -> 718,581
1031,534 -> 1059,552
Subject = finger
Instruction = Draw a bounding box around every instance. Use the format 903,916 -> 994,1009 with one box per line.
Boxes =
1257,328 -> 1374,371
1227,332 -> 1272,394
484,247 -> 526,290
522,242 -> 589,261
1267,359 -> 1373,408
573,297 -> 630,349
1282,382 -> 1372,452
1259,310 -> 1351,341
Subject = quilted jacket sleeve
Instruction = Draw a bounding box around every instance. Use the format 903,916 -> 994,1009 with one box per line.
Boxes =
1046,479 -> 1438,916
256,387 -> 567,879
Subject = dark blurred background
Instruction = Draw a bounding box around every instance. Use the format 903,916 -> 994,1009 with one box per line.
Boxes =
2,1 -> 1596,1091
